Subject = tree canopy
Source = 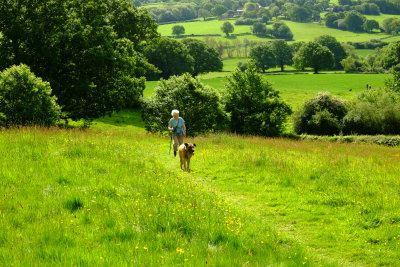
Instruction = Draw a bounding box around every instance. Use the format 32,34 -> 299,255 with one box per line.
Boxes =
144,38 -> 194,79
181,39 -> 223,76
250,44 -> 277,73
0,0 -> 159,120
225,64 -> 292,136
294,41 -> 334,74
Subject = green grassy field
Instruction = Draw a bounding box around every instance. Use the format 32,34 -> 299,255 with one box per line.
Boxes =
158,18 -> 393,43
158,20 -> 252,36
146,73 -> 390,110
354,49 -> 376,57
1,113 -> 399,266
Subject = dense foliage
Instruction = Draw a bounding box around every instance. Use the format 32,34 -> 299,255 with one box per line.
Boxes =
343,87 -> 400,135
225,64 -> 292,136
144,38 -> 194,79
293,42 -> 334,74
293,92 -> 348,135
315,35 -> 347,69
0,65 -> 60,127
181,39 -> 223,76
0,0 -> 158,120
249,44 -> 276,73
142,73 -> 226,136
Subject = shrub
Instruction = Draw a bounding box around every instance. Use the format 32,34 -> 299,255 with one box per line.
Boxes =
142,73 -> 226,136
235,18 -> 260,25
294,92 -> 348,135
0,64 -> 60,127
343,87 -> 400,135
224,64 -> 292,136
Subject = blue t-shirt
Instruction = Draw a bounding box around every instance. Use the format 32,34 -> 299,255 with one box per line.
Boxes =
169,117 -> 185,136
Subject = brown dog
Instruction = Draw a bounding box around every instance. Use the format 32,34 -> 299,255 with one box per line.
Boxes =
178,143 -> 196,172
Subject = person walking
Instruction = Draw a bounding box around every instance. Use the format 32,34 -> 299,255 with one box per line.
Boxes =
168,109 -> 186,157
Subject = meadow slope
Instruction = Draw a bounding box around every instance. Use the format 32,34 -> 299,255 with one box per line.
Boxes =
1,112 -> 399,266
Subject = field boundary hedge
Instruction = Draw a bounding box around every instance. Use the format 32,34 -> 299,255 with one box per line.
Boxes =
292,134 -> 400,146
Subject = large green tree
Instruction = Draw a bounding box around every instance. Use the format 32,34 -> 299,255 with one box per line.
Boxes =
144,38 -> 194,79
293,41 -> 334,73
0,0 -> 159,120
270,40 -> 293,72
380,41 -> 400,70
315,35 -> 347,69
181,39 -> 222,76
271,21 -> 293,40
249,44 -> 277,73
225,64 -> 292,136
172,25 -> 185,37
344,11 -> 365,31
221,21 -> 234,36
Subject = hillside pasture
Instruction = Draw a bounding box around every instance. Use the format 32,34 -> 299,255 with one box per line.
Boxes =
1,118 -> 399,266
145,73 -> 390,110
0,128 -> 311,266
158,19 -> 393,43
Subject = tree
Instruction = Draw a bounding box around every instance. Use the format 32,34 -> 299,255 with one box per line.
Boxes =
172,25 -> 185,37
315,35 -> 347,69
325,12 -> 345,28
221,21 -> 234,36
142,73 -> 226,136
344,11 -> 365,31
224,64 -> 292,136
287,6 -> 312,22
0,0 -> 159,121
271,21 -> 293,40
382,18 -> 400,35
0,64 -> 60,127
144,38 -> 194,79
380,41 -> 400,70
294,92 -> 348,135
270,40 -> 293,72
293,42 -> 334,73
181,39 -> 223,76
252,22 -> 267,36
198,8 -> 211,21
363,19 -> 380,33
343,87 -> 400,135
249,44 -> 276,73
212,5 -> 228,17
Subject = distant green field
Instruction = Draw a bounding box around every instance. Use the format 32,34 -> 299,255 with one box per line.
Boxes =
284,20 -> 390,42
158,18 -> 392,43
354,49 -> 376,57
158,20 -> 251,36
145,73 -> 390,110
221,57 -> 298,72
365,14 -> 400,25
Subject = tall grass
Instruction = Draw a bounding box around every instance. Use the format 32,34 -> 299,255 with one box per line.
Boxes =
0,128 -> 315,266
1,111 -> 399,266
192,133 -> 400,266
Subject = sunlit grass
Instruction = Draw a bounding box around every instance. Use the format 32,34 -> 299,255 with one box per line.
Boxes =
1,110 -> 399,266
0,127 -> 313,266
146,73 -> 390,110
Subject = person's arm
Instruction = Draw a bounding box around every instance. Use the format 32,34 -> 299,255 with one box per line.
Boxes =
168,123 -> 173,131
183,123 -> 186,137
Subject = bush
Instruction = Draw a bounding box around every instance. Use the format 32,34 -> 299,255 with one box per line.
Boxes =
294,92 -> 348,135
235,18 -> 260,25
224,64 -> 292,136
141,73 -> 226,136
343,87 -> 400,135
0,64 -> 60,127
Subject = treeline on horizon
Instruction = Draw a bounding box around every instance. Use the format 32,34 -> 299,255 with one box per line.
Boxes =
134,0 -> 400,31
